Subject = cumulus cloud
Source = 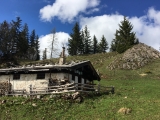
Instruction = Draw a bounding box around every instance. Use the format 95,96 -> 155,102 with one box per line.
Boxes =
80,14 -> 124,46
147,7 -> 160,25
39,0 -> 100,22
39,7 -> 160,58
130,8 -> 160,50
79,7 -> 160,51
39,32 -> 70,59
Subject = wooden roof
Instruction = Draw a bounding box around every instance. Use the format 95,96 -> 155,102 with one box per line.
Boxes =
0,61 -> 100,81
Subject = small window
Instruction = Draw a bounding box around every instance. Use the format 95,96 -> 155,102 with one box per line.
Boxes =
37,73 -> 45,79
13,74 -> 20,80
72,74 -> 75,80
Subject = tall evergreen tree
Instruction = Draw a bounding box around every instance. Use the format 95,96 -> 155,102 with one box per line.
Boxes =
11,17 -> 22,55
98,35 -> 108,53
83,25 -> 92,54
110,17 -> 139,53
68,22 -> 81,56
0,21 -> 11,58
35,35 -> 40,60
0,17 -> 40,62
28,29 -> 37,60
18,23 -> 29,58
78,29 -> 85,54
30,29 -> 36,48
92,35 -> 98,54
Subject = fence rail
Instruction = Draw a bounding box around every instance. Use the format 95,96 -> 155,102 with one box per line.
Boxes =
2,83 -> 114,96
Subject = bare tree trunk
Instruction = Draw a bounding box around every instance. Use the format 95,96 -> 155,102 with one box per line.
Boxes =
50,28 -> 56,59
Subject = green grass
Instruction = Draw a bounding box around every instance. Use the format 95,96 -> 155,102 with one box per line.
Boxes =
0,78 -> 160,120
1,52 -> 160,120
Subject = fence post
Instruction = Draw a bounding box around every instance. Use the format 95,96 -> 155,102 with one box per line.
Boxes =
29,84 -> 32,94
98,81 -> 100,93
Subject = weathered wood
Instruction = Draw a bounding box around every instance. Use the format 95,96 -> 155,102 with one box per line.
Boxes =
13,89 -> 26,94
4,82 -> 114,96
0,82 -> 12,95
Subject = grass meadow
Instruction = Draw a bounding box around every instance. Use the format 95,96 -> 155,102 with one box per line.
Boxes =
0,53 -> 160,120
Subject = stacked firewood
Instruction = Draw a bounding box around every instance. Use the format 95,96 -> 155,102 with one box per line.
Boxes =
0,82 -> 12,95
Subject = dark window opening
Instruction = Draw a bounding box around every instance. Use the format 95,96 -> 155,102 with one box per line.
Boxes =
78,76 -> 81,83
37,73 -> 45,79
72,74 -> 75,80
13,74 -> 20,80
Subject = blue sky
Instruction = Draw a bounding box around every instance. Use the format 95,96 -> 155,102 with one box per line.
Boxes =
1,0 -> 160,57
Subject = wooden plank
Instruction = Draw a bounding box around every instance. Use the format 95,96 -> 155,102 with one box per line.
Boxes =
48,83 -> 75,88
31,90 -> 48,92
75,83 -> 96,87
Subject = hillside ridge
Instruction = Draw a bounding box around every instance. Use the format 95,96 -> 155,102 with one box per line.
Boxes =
108,43 -> 160,70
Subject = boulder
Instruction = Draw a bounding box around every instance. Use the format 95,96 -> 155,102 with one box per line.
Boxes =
118,107 -> 132,114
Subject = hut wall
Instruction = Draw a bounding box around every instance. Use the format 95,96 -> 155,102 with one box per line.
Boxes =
0,72 -> 90,93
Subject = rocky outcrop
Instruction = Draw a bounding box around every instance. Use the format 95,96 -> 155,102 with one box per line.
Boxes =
108,43 -> 160,70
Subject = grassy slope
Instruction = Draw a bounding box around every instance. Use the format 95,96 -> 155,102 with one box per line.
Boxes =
1,52 -> 160,120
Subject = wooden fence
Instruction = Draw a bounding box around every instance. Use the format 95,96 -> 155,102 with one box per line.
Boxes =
2,83 -> 114,96
30,83 -> 96,94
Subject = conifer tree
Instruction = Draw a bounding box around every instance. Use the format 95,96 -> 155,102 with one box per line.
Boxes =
11,17 -> 22,55
0,21 -> 11,58
18,23 -> 29,58
0,17 -> 40,62
98,35 -> 108,53
68,22 -> 81,56
30,29 -> 36,48
78,30 -> 85,54
28,29 -> 38,60
110,17 -> 139,53
92,35 -> 98,54
83,25 -> 92,54
35,35 -> 40,60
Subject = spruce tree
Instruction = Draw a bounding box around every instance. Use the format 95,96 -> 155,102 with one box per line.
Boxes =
28,29 -> 38,60
98,35 -> 108,53
18,23 -> 29,58
35,35 -> 40,60
0,17 -> 40,62
0,21 -> 11,58
83,25 -> 92,54
68,22 -> 81,56
92,35 -> 98,54
11,17 -> 22,55
78,30 -> 85,54
111,17 -> 139,53
30,29 -> 36,48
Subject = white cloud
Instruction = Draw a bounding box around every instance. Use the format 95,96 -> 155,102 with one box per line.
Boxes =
79,14 -> 124,47
147,7 -> 160,25
39,32 -> 70,59
39,0 -> 100,22
39,7 -> 160,58
79,8 -> 160,51
130,8 -> 160,50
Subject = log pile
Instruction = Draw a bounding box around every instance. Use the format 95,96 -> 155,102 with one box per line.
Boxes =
0,82 -> 12,95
